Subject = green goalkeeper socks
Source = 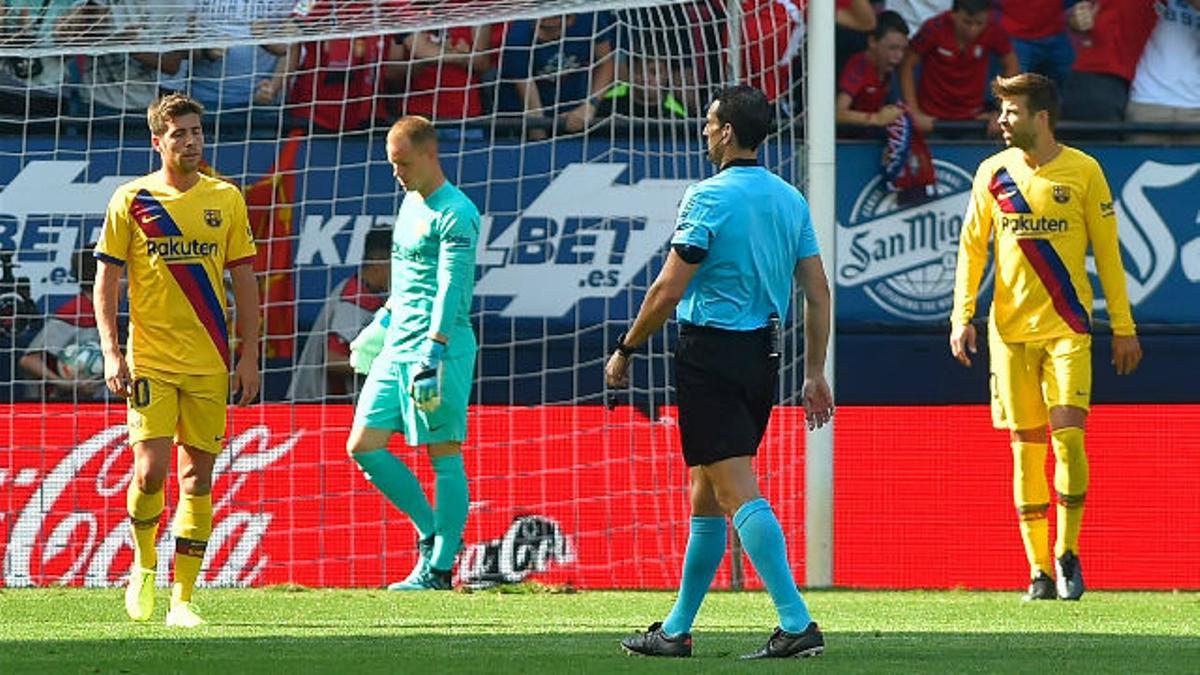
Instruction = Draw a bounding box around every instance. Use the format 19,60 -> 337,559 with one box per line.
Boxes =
354,449 -> 435,539
430,454 -> 469,571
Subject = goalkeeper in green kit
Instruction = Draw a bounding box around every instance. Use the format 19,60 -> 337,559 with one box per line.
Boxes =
346,116 -> 481,590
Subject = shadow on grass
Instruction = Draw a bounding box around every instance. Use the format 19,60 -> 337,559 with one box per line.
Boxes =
2,631 -> 1198,674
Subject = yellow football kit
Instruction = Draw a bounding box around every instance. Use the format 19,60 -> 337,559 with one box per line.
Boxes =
96,172 -> 256,452
952,145 -> 1135,430
954,144 -> 1137,582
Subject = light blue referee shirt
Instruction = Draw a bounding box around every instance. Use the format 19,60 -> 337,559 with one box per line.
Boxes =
670,161 -> 819,330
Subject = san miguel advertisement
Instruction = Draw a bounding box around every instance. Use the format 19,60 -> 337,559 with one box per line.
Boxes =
3,404 -> 1199,590
835,143 -> 1200,325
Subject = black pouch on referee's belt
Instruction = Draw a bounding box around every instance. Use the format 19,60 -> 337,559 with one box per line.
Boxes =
766,313 -> 782,359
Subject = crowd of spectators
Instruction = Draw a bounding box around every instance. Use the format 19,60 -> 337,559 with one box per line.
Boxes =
3,1 -> 1193,139
841,0 -> 1193,137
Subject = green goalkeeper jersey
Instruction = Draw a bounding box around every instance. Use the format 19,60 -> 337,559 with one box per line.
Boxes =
384,181 -> 480,362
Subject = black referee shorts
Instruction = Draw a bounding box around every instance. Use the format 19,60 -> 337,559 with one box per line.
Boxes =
674,323 -> 778,467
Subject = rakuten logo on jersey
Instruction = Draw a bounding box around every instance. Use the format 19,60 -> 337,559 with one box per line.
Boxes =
999,215 -> 1070,234
147,237 -> 219,260
3,424 -> 302,588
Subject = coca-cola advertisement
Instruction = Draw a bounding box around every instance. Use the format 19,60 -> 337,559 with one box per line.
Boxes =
1,404 -> 754,590
4,404 -> 1199,590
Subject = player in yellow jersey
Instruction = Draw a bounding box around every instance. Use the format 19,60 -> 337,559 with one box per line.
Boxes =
94,93 -> 260,627
950,73 -> 1142,601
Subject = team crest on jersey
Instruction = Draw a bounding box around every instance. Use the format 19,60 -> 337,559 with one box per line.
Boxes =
204,209 -> 222,227
1053,185 -> 1070,203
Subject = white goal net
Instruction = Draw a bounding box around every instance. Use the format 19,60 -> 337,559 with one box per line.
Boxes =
1,0 -> 818,590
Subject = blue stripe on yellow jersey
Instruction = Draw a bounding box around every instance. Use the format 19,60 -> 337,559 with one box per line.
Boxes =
95,172 -> 256,374
953,145 -> 1136,342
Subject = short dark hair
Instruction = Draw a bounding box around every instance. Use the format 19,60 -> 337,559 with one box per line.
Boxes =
147,93 -> 204,136
873,10 -> 909,40
363,228 -> 392,260
73,245 -> 97,291
713,85 -> 772,151
952,0 -> 992,14
992,72 -> 1061,129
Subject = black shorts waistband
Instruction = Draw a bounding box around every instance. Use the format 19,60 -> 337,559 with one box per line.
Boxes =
679,322 -> 768,338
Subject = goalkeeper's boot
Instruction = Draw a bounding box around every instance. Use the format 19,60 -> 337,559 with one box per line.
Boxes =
386,536 -> 435,590
124,566 -> 156,622
387,565 -> 452,591
620,622 -> 693,658
165,601 -> 205,628
1022,571 -> 1057,601
741,623 -> 824,659
1055,551 -> 1085,601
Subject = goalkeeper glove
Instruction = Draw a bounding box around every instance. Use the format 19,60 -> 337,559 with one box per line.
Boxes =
349,307 -> 390,375
409,338 -> 446,413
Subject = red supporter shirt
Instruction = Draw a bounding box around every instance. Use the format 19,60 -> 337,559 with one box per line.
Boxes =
1071,0 -> 1158,81
741,0 -> 802,102
1000,0 -> 1066,40
288,2 -> 388,132
839,51 -> 889,113
740,0 -> 853,101
910,11 -> 1012,120
53,294 -> 97,328
404,24 -> 505,120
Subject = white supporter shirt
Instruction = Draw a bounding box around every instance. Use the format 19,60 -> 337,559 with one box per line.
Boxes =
1130,1 -> 1200,108
884,0 -> 951,34
85,0 -> 193,111
22,294 -> 103,400
287,275 -> 382,402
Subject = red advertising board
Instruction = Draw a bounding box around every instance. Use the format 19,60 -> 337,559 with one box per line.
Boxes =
2,404 -> 1197,590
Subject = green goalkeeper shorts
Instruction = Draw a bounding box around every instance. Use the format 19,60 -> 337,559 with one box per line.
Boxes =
353,353 -> 475,446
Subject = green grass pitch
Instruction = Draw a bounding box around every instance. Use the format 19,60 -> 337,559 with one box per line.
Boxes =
1,587 -> 1197,673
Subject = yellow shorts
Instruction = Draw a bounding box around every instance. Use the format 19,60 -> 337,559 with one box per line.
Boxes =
127,366 -> 229,454
988,330 -> 1092,431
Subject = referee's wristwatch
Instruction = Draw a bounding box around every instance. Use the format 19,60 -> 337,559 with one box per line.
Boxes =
613,332 -> 638,358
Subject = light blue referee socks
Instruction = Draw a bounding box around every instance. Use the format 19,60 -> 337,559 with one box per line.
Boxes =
733,497 -> 812,633
430,454 -> 470,571
662,515 -> 727,637
353,449 -> 435,539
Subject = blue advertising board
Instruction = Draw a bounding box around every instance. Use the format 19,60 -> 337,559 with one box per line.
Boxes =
2,135 -> 1196,404
836,143 -> 1200,327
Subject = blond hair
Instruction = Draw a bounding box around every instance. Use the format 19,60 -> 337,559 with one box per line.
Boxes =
147,93 -> 205,136
388,115 -> 438,147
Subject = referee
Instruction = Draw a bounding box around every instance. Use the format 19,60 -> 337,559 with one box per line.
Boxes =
607,85 -> 834,660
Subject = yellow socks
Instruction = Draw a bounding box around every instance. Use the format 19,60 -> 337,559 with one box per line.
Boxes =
171,493 -> 212,605
1012,440 -> 1052,577
1052,427 -> 1088,558
127,482 -> 164,571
